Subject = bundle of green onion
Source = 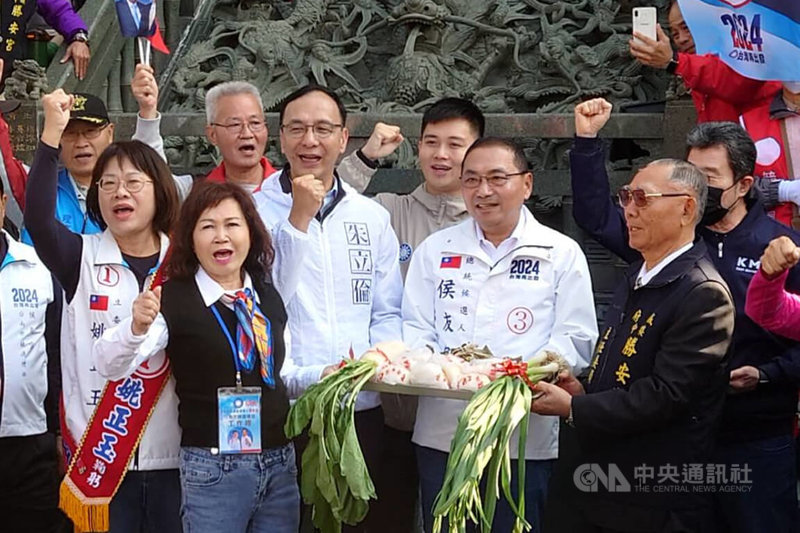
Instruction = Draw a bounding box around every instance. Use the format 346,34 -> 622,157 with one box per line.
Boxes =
432,351 -> 567,533
284,359 -> 379,533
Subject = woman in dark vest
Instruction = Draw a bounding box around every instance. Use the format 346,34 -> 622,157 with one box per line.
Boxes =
93,180 -> 299,532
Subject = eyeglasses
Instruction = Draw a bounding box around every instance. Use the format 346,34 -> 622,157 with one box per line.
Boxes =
62,124 -> 109,141
97,177 -> 153,193
460,171 -> 527,189
617,186 -> 692,207
210,120 -> 267,134
281,121 -> 343,139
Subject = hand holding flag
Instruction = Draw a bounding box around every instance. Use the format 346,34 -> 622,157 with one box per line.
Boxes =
114,0 -> 170,65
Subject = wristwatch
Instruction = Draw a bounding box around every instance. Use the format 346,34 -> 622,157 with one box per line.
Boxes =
666,50 -> 679,74
565,405 -> 575,427
70,31 -> 89,45
758,368 -> 770,385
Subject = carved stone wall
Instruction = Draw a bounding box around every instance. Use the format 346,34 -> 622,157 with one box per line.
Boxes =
163,0 -> 670,114
154,0 -> 674,184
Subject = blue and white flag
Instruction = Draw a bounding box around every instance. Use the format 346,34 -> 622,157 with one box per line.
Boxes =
677,0 -> 800,81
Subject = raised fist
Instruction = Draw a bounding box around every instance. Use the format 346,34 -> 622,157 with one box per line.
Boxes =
760,235 -> 800,279
40,89 -> 75,147
288,174 -> 326,232
360,122 -> 404,160
574,98 -> 613,138
131,286 -> 162,336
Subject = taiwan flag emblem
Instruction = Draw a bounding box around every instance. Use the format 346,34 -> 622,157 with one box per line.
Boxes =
90,294 -> 109,311
440,256 -> 462,269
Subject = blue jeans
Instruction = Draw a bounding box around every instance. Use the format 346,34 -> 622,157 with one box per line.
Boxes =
416,445 -> 554,533
179,444 -> 300,533
109,469 -> 182,533
713,433 -> 798,533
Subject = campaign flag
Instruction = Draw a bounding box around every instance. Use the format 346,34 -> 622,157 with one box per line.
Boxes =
440,256 -> 462,269
89,294 -> 109,311
677,0 -> 800,81
114,0 -> 170,54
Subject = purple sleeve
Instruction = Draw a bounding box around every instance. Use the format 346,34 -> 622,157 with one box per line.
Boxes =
36,0 -> 88,41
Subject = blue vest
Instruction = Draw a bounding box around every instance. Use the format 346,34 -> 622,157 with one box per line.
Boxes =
22,169 -> 102,244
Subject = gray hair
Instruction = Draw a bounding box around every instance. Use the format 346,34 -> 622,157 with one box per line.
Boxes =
205,82 -> 264,124
647,158 -> 707,224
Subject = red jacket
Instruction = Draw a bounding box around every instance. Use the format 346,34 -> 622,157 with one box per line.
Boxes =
205,157 -> 276,193
0,112 -> 28,210
675,53 -> 781,123
740,94 -> 796,226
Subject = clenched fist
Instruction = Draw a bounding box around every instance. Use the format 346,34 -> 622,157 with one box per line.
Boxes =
41,89 -> 75,148
759,235 -> 800,279
288,174 -> 326,232
360,122 -> 404,160
132,64 -> 159,119
574,98 -> 613,138
131,286 -> 162,336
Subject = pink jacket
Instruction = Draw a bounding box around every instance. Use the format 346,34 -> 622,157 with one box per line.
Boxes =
745,269 -> 800,341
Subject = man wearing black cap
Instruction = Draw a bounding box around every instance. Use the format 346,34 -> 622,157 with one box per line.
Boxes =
19,92 -> 112,240
16,83 -> 184,243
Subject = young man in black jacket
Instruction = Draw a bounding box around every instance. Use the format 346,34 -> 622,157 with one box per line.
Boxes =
563,97 -> 800,532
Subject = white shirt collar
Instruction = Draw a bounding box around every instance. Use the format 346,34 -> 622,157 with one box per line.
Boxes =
635,241 -> 694,289
194,267 -> 257,307
474,210 -> 526,263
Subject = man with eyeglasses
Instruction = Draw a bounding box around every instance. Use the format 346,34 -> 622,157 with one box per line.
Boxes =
15,70 -> 190,243
403,137 -> 598,532
567,97 -> 800,532
15,93 -> 111,241
203,80 -> 383,195
255,84 -> 403,531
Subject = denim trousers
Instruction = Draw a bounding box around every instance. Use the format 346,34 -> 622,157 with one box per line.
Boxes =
179,443 -> 300,533
109,468 -> 182,533
416,444 -> 555,533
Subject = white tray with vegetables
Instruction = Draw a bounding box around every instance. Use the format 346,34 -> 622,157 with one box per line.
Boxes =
284,341 -> 568,533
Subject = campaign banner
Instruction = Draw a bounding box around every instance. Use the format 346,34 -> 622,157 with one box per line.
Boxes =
677,0 -> 800,81
114,0 -> 169,54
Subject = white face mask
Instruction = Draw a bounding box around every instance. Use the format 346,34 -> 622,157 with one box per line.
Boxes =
783,81 -> 800,94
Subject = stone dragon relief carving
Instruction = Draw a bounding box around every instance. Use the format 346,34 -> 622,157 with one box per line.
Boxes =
161,0 -> 669,189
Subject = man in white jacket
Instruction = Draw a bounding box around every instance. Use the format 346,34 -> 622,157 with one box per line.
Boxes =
255,84 -> 402,532
340,97 -> 485,531
0,180 -> 64,533
402,137 -> 598,533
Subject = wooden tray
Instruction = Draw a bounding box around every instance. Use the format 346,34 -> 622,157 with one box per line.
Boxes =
363,381 -> 474,400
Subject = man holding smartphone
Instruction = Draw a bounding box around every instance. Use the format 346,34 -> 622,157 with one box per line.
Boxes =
629,0 -> 780,123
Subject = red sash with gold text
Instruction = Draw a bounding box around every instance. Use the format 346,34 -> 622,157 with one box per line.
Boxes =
59,261 -> 170,532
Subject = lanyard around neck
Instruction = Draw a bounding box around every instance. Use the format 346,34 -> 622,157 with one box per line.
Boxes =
210,304 -> 243,388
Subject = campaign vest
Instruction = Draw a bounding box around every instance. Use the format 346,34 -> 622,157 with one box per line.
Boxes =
60,230 -> 179,471
0,234 -> 55,437
740,104 -> 794,226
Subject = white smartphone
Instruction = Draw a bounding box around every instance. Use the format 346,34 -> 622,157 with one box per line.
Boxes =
633,7 -> 658,42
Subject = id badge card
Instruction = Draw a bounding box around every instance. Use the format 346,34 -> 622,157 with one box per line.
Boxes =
218,387 -> 262,454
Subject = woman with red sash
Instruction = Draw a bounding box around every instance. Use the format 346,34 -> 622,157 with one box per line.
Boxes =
24,89 -> 182,531
94,180 -> 299,533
